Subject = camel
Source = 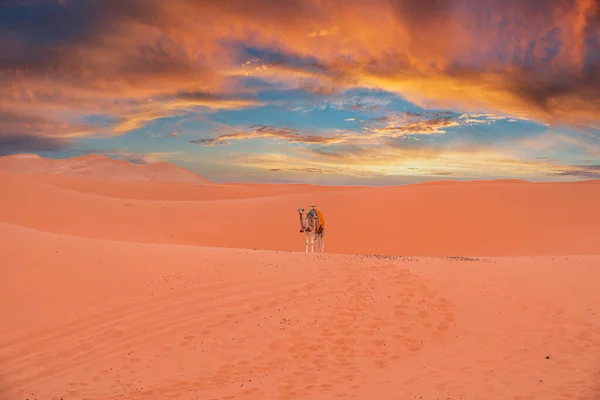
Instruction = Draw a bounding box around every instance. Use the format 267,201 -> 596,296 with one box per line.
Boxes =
297,205 -> 325,253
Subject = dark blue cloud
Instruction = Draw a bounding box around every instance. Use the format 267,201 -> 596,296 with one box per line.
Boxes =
0,1 -> 103,46
551,164 -> 600,179
223,41 -> 332,76
0,0 -> 163,71
0,133 -> 70,155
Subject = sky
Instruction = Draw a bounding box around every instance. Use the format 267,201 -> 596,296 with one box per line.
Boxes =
1,0 -> 599,185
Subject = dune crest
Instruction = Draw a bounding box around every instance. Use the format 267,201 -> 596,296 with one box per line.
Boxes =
0,154 -> 211,184
137,161 -> 212,184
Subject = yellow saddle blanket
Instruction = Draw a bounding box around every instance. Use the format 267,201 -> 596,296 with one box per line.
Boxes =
315,209 -> 325,230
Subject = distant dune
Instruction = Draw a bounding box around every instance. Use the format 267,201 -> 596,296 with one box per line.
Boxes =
1,153 -> 600,399
0,153 -> 211,184
137,161 -> 212,184
0,154 -> 599,256
0,153 -> 58,174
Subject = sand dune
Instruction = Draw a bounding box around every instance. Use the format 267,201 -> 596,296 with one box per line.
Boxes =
136,162 -> 212,184
0,154 -> 211,184
25,173 -> 353,201
0,153 -> 58,174
1,222 -> 599,399
1,154 -> 600,399
0,162 -> 598,256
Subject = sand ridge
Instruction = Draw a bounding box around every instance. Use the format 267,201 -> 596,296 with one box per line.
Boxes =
1,154 -> 600,399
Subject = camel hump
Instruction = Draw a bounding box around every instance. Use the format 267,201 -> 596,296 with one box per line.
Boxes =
315,209 -> 325,229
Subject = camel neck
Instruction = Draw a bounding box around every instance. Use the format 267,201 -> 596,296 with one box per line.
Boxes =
298,213 -> 306,227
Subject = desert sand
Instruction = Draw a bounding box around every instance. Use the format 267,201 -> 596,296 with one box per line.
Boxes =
1,154 -> 599,400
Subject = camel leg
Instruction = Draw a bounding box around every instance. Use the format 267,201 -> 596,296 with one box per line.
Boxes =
310,233 -> 315,252
320,234 -> 325,253
304,231 -> 309,253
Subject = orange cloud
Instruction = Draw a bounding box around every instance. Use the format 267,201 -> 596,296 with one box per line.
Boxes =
191,111 -> 523,149
234,142 -> 589,181
190,125 -> 346,146
1,0 -> 598,155
361,115 -> 460,138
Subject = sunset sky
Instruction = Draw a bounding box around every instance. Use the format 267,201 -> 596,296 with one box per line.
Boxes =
1,0 -> 599,184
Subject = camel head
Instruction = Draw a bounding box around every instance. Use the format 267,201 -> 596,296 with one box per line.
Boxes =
297,207 -> 305,214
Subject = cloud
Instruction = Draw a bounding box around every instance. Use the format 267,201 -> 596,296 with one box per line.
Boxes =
516,131 -> 600,159
191,111 -> 522,150
96,150 -> 185,165
228,128 -> 599,181
229,0 -> 599,127
168,131 -> 179,138
0,109 -> 98,138
316,145 -> 576,179
349,0 -> 599,128
345,111 -> 516,143
0,1 -> 266,142
0,108 -> 100,155
289,166 -> 330,174
88,92 -> 264,136
2,0 -> 599,161
170,91 -> 265,110
212,120 -> 600,181
550,164 -> 600,179
0,133 -> 70,156
363,115 -> 460,137
360,111 -> 527,142
190,125 -> 346,146
231,152 -> 378,177
307,26 -> 340,38
189,138 -> 228,146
